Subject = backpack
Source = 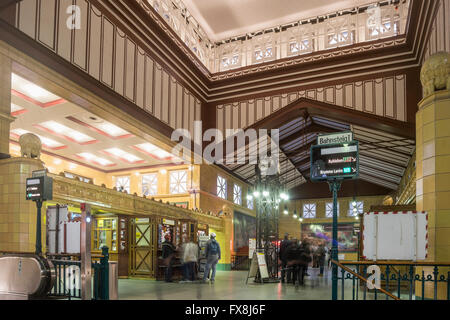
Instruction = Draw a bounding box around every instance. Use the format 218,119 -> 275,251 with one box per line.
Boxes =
208,240 -> 219,255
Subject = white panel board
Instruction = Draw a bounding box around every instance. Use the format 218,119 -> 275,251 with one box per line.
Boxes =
363,211 -> 428,261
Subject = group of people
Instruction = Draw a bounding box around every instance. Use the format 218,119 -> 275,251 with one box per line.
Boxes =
279,233 -> 329,286
161,232 -> 221,283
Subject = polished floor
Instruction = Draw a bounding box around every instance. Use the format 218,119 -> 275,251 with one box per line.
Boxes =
118,267 -> 352,300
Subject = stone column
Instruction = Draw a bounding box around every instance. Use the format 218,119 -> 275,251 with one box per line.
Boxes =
0,52 -> 14,156
0,158 -> 45,252
416,52 -> 450,299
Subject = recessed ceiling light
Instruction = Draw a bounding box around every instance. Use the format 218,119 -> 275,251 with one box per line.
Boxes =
37,121 -> 96,144
10,128 -> 65,149
77,153 -> 114,166
103,148 -> 143,163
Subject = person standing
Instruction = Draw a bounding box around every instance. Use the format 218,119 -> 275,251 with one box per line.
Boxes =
161,233 -> 176,282
183,235 -> 199,281
202,233 -> 221,283
279,233 -> 291,283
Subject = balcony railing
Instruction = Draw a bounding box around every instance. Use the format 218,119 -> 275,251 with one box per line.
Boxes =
332,260 -> 450,300
137,0 -> 410,74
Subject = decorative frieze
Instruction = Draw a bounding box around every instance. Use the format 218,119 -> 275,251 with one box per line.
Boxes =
51,173 -> 224,229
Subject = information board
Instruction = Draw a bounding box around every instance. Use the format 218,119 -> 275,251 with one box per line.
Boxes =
310,141 -> 359,181
256,252 -> 269,279
26,175 -> 53,201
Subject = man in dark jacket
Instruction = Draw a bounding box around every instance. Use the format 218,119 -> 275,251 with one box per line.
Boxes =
162,234 -> 176,282
317,242 -> 326,276
202,233 -> 221,283
285,241 -> 298,284
279,233 -> 291,283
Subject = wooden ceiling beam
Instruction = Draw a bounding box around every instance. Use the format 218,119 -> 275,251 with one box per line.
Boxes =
249,98 -> 415,139
280,123 -> 338,146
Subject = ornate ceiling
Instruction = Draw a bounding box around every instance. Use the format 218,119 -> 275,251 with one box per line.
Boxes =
182,0 -> 378,42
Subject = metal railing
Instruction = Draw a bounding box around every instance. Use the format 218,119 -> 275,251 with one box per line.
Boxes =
332,260 -> 450,300
231,255 -> 250,270
48,247 -> 110,300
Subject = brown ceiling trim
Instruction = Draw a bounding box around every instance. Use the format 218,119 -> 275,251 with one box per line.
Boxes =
418,1 -> 443,64
88,0 -> 209,102
0,0 -> 22,10
209,40 -> 411,92
208,66 -> 418,106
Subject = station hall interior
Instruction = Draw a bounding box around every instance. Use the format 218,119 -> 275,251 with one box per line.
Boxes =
0,0 -> 449,301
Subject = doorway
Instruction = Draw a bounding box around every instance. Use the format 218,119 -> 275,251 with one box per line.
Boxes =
129,218 -> 156,277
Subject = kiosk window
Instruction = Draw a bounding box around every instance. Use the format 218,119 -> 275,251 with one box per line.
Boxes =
93,217 -> 118,252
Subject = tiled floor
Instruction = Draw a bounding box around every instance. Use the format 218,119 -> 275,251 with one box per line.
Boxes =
118,267 -> 344,300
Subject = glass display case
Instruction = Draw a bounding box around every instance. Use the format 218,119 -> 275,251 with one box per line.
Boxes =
93,217 -> 119,253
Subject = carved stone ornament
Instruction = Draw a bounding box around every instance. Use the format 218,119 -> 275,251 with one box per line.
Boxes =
420,51 -> 450,98
19,133 -> 42,159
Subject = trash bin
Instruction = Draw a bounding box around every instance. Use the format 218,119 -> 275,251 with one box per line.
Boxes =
108,261 -> 118,300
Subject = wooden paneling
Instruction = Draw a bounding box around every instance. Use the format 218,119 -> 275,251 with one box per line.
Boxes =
216,75 -> 408,130
15,0 -> 196,132
423,0 -> 450,62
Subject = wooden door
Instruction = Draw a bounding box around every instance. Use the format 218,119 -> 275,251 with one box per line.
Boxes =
129,218 -> 156,277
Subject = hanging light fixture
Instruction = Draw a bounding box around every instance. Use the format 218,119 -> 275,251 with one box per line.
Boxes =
293,209 -> 298,219
283,205 -> 288,215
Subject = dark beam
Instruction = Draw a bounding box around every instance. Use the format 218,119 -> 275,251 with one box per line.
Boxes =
290,179 -> 394,200
249,97 -> 415,139
280,123 -> 338,146
0,0 -> 21,10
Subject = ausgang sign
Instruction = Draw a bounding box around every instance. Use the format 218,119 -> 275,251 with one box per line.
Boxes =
310,132 -> 359,181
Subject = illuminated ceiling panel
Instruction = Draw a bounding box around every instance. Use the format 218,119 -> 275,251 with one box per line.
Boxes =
11,103 -> 27,116
66,116 -> 133,139
35,121 -> 98,145
76,152 -> 116,167
103,148 -> 145,164
11,73 -> 64,106
10,128 -> 67,150
132,142 -> 176,161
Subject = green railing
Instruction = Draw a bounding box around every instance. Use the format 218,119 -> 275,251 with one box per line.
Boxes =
49,246 -> 110,300
332,260 -> 450,300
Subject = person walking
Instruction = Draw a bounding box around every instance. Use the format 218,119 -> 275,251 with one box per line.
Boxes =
183,235 -> 199,281
202,233 -> 221,283
161,233 -> 176,282
279,233 -> 291,283
297,239 -> 312,285
317,242 -> 326,277
285,241 -> 297,284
